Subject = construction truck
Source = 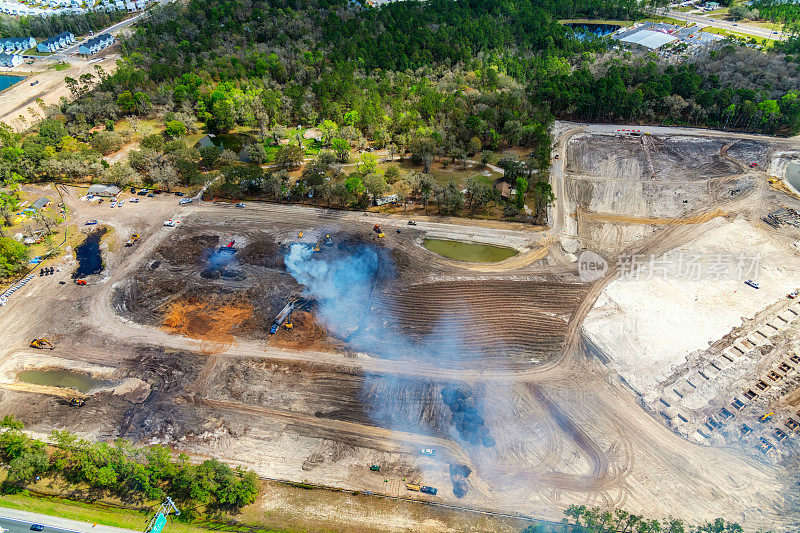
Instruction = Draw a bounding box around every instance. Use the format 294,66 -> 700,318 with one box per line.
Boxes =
405,483 -> 421,492
373,225 -> 385,238
270,299 -> 297,334
75,279 -> 87,285
30,339 -> 54,350
420,485 -> 438,495
125,234 -> 140,247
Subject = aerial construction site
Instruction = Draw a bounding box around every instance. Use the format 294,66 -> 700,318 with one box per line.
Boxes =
3,121 -> 800,531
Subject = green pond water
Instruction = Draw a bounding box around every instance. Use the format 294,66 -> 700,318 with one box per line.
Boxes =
422,238 -> 518,263
17,369 -> 113,393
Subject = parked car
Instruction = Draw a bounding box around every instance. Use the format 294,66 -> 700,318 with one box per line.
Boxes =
163,219 -> 180,227
745,279 -> 760,289
85,219 -> 97,225
235,202 -> 245,207
129,198 -> 140,203
408,220 -> 417,226
30,525 -> 44,531
147,193 -> 154,197
179,197 -> 192,205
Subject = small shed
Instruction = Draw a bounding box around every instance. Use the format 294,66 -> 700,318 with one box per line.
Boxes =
31,197 -> 51,210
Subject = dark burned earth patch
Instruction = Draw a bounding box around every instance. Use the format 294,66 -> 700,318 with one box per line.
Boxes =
114,228 -> 301,335
118,348 -> 206,442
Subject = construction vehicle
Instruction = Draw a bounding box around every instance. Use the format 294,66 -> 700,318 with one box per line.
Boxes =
30,339 -> 54,350
68,397 -> 85,407
420,486 -> 438,495
312,235 -> 333,252
405,483 -> 421,492
369,464 -> 381,472
270,299 -> 297,334
269,324 -> 279,335
420,448 -> 436,456
745,279 -> 760,289
788,289 -> 799,299
373,225 -> 385,238
285,322 -> 293,331
407,220 -> 416,226
75,279 -> 87,285
85,219 -> 98,225
759,412 -> 774,423
125,234 -> 140,247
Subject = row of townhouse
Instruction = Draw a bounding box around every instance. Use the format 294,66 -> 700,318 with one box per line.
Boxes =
0,36 -> 36,52
78,33 -> 113,55
36,31 -> 75,53
0,51 -> 23,67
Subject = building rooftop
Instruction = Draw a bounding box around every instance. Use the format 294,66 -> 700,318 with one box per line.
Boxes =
619,29 -> 678,49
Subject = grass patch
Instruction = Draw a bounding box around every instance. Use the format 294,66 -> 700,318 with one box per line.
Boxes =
49,62 -> 69,71
700,26 -> 776,45
645,15 -> 690,26
24,47 -> 50,57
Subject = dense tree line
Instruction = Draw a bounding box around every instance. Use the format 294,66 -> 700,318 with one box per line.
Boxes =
519,505 -> 751,532
0,416 -> 259,519
0,11 -> 128,39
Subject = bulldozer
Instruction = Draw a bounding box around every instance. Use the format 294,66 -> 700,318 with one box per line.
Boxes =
285,322 -> 293,331
30,339 -> 54,350
68,397 -> 85,407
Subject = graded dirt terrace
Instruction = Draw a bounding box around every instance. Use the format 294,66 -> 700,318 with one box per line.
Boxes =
1,125 -> 799,530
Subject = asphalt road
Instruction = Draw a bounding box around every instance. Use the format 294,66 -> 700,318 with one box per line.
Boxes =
0,510 -> 140,533
662,8 -> 788,41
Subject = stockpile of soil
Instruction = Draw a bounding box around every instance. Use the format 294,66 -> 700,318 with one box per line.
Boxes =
240,236 -> 284,268
162,295 -> 254,353
158,234 -> 220,265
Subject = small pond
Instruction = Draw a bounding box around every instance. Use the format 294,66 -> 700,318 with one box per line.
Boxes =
786,161 -> 800,194
17,369 -> 114,393
73,228 -> 105,278
195,134 -> 251,162
0,75 -> 24,92
422,238 -> 518,263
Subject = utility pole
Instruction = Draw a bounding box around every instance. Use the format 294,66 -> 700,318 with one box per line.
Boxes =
144,497 -> 180,533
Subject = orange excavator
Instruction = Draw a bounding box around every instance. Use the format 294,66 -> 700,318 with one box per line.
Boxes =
30,339 -> 54,350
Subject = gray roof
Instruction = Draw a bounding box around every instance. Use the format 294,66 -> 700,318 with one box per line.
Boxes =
87,184 -> 121,196
619,29 -> 678,49
32,197 -> 50,209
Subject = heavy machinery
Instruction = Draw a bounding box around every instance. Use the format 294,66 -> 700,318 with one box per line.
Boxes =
312,235 -> 333,252
373,225 -> 385,238
760,412 -> 774,423
420,448 -> 436,456
420,486 -> 438,495
125,234 -> 140,247
369,464 -> 381,472
68,397 -> 85,407
270,299 -> 297,334
75,279 -> 87,285
405,483 -> 420,492
30,339 -> 54,350
285,322 -> 293,331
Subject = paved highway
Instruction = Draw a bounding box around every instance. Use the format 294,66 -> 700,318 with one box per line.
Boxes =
661,8 -> 788,41
0,509 -> 140,533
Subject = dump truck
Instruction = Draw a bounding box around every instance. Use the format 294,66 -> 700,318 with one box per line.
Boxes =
405,483 -> 421,492
125,234 -> 140,247
420,486 -> 438,495
30,339 -> 54,350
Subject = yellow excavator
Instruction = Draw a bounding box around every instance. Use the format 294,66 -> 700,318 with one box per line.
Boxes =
313,235 -> 333,252
30,339 -> 54,350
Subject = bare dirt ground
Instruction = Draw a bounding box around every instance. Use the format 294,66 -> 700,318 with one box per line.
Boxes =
0,53 -> 119,129
1,124 -> 800,531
